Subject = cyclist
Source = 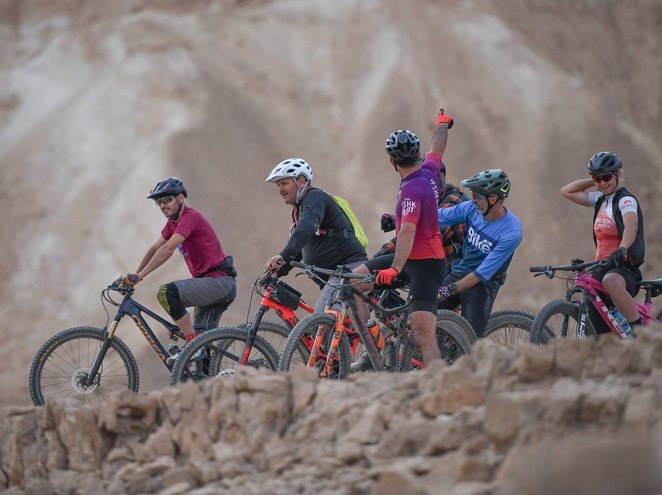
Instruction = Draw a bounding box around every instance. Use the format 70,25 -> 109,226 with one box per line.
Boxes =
351,109 -> 454,370
265,159 -> 368,312
437,169 -> 523,338
560,151 -> 645,332
121,177 -> 237,348
375,172 -> 469,276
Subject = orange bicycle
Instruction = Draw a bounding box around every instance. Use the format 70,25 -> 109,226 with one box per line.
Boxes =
277,262 -> 476,379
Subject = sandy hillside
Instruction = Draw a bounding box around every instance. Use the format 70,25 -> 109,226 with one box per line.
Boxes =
0,0 -> 661,406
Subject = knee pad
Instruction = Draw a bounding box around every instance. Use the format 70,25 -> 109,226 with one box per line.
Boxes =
157,283 -> 187,321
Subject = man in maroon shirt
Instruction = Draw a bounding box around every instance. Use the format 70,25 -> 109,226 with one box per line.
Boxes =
122,177 -> 236,345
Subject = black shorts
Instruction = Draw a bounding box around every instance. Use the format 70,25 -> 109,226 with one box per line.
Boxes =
365,255 -> 446,314
589,263 -> 642,334
591,264 -> 642,297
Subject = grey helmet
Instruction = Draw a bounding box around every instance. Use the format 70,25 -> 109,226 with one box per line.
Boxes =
461,169 -> 510,199
587,151 -> 622,176
265,158 -> 313,183
147,177 -> 187,198
385,129 -> 420,164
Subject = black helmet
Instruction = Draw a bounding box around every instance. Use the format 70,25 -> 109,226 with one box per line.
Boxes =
385,129 -> 420,164
587,151 -> 622,176
147,177 -> 187,199
461,169 -> 510,199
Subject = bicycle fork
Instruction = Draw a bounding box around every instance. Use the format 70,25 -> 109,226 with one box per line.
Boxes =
85,317 -> 121,387
307,308 -> 345,377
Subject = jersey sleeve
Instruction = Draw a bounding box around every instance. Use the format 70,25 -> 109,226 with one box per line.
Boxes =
421,152 -> 442,177
474,229 -> 522,283
618,195 -> 638,215
438,201 -> 471,227
587,191 -> 602,207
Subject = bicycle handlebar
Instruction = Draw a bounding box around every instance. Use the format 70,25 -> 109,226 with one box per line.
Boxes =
529,259 -> 608,277
290,261 -> 374,282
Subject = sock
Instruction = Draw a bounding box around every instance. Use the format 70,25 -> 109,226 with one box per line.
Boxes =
185,333 -> 197,343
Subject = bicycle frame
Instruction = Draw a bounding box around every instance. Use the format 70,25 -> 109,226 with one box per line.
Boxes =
86,288 -> 188,386
307,276 -> 411,376
531,259 -> 662,341
571,273 -> 656,339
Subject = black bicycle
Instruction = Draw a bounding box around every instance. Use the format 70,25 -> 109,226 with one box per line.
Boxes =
28,275 -> 229,405
277,261 -> 476,379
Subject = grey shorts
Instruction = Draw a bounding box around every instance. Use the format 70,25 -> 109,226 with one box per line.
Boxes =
174,276 -> 236,309
314,260 -> 366,313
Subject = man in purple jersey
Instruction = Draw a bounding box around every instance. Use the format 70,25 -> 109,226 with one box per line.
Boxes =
121,177 -> 236,348
351,109 -> 454,370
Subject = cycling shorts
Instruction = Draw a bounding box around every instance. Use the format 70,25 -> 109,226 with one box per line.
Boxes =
365,255 -> 445,314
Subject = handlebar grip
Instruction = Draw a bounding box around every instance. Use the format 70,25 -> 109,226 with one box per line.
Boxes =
289,261 -> 306,269
529,266 -> 548,273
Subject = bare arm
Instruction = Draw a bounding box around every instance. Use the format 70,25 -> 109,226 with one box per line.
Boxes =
429,122 -> 449,158
137,233 -> 185,279
136,236 -> 167,273
620,211 -> 638,249
560,178 -> 594,206
451,272 -> 481,293
391,222 -> 416,272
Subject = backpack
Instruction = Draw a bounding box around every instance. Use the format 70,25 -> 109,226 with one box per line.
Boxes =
330,194 -> 369,249
293,188 -> 369,250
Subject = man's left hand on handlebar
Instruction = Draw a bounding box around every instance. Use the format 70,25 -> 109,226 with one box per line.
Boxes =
122,273 -> 142,286
375,267 -> 399,286
266,255 -> 286,272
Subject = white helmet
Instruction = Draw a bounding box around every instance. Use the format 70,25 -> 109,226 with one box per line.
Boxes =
265,158 -> 313,183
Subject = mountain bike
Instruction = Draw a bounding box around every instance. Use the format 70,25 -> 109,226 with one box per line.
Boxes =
169,271 -> 315,384
28,275 -> 230,406
529,259 -> 662,344
277,261 -> 477,379
169,271 -> 416,383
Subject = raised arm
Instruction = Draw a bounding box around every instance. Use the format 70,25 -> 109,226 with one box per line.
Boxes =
429,108 -> 453,157
560,178 -> 594,207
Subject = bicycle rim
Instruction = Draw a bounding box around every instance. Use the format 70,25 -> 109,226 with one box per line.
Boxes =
29,326 -> 139,406
530,300 -> 597,343
400,311 -> 475,371
169,327 -> 279,385
484,311 -> 535,347
277,313 -> 351,380
245,320 -> 309,368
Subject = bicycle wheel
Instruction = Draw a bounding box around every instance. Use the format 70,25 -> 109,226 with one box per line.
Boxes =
29,326 -> 139,406
399,310 -> 476,371
170,327 -> 279,385
529,300 -> 597,344
484,310 -> 535,347
277,313 -> 351,380
242,320 -> 310,368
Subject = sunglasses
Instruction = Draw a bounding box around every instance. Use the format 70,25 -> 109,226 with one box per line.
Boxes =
154,195 -> 177,206
592,173 -> 616,183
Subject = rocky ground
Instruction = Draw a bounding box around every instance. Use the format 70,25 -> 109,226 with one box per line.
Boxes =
2,327 -> 661,494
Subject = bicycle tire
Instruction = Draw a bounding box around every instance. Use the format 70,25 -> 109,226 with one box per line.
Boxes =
241,320 -> 310,368
484,310 -> 535,347
29,326 -> 139,406
170,327 -> 280,385
399,310 -> 476,371
529,300 -> 597,344
277,313 -> 351,379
